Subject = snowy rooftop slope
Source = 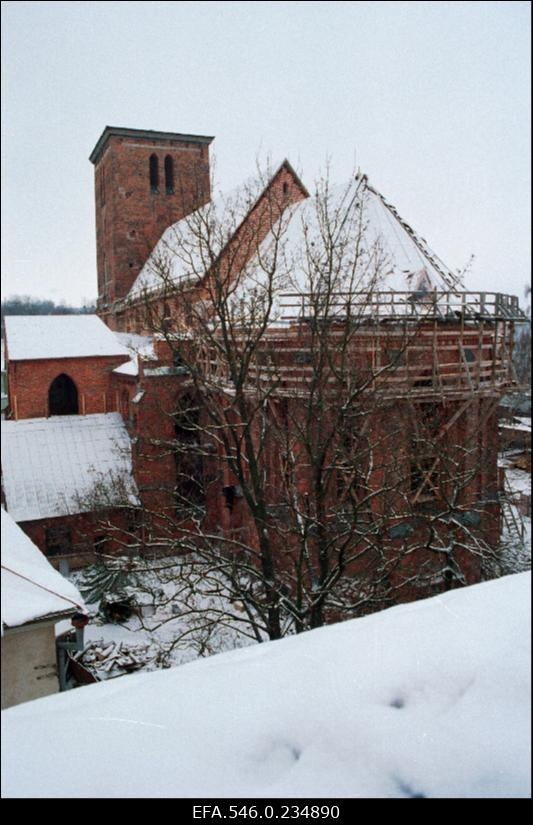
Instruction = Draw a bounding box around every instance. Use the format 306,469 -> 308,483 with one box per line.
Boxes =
128,185 -> 256,299
129,173 -> 462,316
230,176 -> 465,325
1,413 -> 139,521
112,332 -> 157,376
127,163 -> 294,301
4,315 -> 130,361
1,509 -> 84,628
1,572 -> 530,799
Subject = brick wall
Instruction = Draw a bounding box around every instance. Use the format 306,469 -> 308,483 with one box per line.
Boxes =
7,354 -> 130,420
93,133 -> 211,308
19,509 -> 136,570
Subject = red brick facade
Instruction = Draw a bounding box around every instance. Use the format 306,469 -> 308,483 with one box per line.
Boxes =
1,126 -> 519,612
90,127 -> 213,316
7,354 -> 129,420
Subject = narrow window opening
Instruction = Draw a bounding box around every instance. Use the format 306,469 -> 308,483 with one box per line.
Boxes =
46,526 -> 72,556
282,181 -> 289,197
149,154 -> 159,193
164,155 -> 174,194
162,302 -> 171,332
94,535 -> 108,555
173,396 -> 205,515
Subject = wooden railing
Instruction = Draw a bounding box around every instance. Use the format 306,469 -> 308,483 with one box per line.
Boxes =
276,291 -> 527,323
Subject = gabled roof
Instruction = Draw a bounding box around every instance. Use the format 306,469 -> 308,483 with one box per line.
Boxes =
1,509 -> 85,629
1,413 -> 139,522
221,173 -> 466,324
4,315 -> 130,362
127,160 -> 308,300
126,168 -> 462,316
259,174 -> 462,295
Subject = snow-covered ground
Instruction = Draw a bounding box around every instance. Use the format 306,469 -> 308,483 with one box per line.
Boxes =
71,558 -> 259,680
1,572 -> 530,798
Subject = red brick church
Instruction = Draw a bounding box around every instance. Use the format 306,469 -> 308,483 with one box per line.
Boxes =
1,126 -> 526,622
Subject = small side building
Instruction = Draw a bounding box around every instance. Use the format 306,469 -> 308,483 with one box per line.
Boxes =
1,509 -> 86,709
1,413 -> 139,567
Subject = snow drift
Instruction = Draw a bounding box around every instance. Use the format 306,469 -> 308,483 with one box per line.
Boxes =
1,572 -> 530,798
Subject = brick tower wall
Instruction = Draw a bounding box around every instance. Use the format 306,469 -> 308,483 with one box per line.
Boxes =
91,129 -> 213,312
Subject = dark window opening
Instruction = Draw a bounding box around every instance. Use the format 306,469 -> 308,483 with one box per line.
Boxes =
222,484 -> 243,512
164,155 -> 174,194
126,507 -> 142,533
46,525 -> 72,556
282,182 -> 289,197
94,535 -> 108,555
386,349 -> 406,367
162,302 -> 171,332
149,154 -> 159,193
48,374 -> 79,416
174,396 -> 205,513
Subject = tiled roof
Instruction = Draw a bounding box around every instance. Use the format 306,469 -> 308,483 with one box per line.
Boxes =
1,413 -> 138,522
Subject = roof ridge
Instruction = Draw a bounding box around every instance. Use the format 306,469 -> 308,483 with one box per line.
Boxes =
360,175 -> 463,291
1,563 -> 84,612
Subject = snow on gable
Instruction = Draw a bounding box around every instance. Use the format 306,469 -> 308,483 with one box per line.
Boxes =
1,413 -> 139,522
242,176 -> 461,306
1,509 -> 85,629
4,316 -> 130,361
127,166 -> 293,300
0,572 -> 529,798
128,171 -> 463,321
127,189 -> 246,298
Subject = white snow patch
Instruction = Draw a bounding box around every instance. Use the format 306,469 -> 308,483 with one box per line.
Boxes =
1,509 -> 85,629
4,316 -> 130,361
1,572 -> 530,798
1,413 -> 138,521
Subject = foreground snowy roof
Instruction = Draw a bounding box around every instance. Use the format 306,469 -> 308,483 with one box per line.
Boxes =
1,413 -> 139,521
4,315 -> 130,361
1,509 -> 84,629
1,572 -> 530,798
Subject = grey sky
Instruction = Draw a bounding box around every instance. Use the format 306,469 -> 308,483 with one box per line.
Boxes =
1,0 -> 530,306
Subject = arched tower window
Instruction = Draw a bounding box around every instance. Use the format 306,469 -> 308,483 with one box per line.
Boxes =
149,154 -> 159,193
49,374 -> 79,416
164,155 -> 174,194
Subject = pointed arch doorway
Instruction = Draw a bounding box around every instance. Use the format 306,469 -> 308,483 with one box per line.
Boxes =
48,374 -> 79,416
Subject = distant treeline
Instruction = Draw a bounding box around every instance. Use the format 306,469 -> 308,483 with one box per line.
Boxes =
1,295 -> 96,325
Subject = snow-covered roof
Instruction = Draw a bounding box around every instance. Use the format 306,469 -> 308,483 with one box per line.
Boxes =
127,187 -> 252,299
1,509 -> 85,629
127,173 -> 462,316
1,413 -> 139,522
111,333 -> 157,377
4,316 -> 130,361
1,572 -> 530,798
112,332 -> 156,360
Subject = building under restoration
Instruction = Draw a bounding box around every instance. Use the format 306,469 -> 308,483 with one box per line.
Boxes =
2,126 -> 527,628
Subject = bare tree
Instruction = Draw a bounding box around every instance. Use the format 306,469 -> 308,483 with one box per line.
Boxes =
84,167 -> 510,647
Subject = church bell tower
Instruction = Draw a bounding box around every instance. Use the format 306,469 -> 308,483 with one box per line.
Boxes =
89,126 -> 214,315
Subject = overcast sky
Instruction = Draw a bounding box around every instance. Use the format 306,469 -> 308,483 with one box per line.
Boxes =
1,0 -> 530,306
